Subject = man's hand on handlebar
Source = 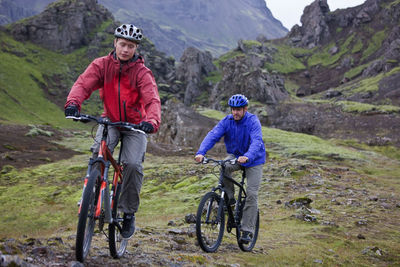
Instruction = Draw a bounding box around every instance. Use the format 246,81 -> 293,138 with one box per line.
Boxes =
64,104 -> 79,117
194,154 -> 204,163
237,156 -> 249,164
139,121 -> 154,133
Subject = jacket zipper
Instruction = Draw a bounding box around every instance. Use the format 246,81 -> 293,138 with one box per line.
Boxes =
123,101 -> 127,122
118,63 -> 123,121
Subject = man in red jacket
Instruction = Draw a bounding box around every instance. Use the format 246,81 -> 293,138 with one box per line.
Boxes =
64,23 -> 161,238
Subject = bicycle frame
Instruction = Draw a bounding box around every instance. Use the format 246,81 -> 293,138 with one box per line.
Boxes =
77,121 -> 124,226
217,165 -> 247,227
69,114 -> 144,261
196,156 -> 260,252
208,159 -> 247,229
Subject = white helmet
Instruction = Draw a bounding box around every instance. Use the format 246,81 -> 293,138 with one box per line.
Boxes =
114,24 -> 143,43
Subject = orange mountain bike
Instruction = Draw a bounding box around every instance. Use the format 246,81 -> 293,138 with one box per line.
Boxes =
67,114 -> 145,262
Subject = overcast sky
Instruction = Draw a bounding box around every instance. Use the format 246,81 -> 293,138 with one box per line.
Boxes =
266,0 -> 366,29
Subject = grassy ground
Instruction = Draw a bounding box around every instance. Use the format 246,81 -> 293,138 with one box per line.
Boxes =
1,123 -> 399,266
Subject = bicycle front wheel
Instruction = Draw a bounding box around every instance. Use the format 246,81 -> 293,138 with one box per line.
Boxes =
76,169 -> 100,262
237,209 -> 260,252
109,183 -> 128,258
196,191 -> 225,252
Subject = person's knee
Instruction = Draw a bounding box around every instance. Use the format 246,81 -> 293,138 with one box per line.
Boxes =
124,161 -> 143,173
246,192 -> 258,204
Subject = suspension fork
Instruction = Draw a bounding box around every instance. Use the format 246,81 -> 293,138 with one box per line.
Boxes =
78,158 -> 95,215
96,161 -> 110,219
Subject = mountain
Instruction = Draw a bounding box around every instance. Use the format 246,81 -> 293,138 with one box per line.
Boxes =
98,0 -> 288,59
0,0 -> 288,59
173,0 -> 400,147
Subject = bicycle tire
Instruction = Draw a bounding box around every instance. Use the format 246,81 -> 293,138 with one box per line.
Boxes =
237,209 -> 260,252
108,183 -> 128,258
196,191 -> 225,252
76,169 -> 100,262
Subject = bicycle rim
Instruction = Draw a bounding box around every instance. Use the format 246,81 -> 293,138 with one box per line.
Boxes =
76,169 -> 100,262
109,184 -> 128,258
196,192 -> 225,252
237,209 -> 259,252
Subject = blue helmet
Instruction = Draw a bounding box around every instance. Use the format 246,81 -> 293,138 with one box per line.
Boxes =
228,94 -> 248,107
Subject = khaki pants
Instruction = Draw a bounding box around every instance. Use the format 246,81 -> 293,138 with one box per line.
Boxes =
91,125 -> 147,214
224,154 -> 263,234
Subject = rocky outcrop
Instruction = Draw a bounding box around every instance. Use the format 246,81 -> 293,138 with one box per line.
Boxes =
150,99 -> 218,151
175,47 -> 217,106
288,0 -> 331,48
8,0 -> 114,53
267,102 -> 400,146
288,0 -> 383,48
210,41 -> 288,109
139,39 -> 178,98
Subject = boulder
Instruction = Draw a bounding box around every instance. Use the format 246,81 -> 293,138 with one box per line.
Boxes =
8,0 -> 114,53
210,55 -> 288,109
175,47 -> 217,106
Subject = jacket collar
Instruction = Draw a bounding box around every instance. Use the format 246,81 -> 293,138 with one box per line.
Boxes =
110,50 -> 143,64
228,111 -> 249,123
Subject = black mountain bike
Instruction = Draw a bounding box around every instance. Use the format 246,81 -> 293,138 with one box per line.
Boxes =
67,114 -> 145,262
195,157 -> 259,252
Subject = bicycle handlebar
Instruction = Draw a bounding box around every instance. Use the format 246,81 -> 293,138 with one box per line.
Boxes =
66,114 -> 146,134
201,156 -> 237,165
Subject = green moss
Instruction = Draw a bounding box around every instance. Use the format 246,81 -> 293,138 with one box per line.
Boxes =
264,44 -> 307,74
196,107 -> 225,120
204,71 -> 222,84
214,50 -> 244,69
25,125 -> 54,137
0,155 -> 86,237
336,101 -> 400,114
361,30 -> 386,61
351,38 -> 363,53
339,68 -> 394,98
343,63 -> 368,79
284,79 -> 300,96
384,0 -> 400,9
262,127 -> 366,161
242,40 -> 262,48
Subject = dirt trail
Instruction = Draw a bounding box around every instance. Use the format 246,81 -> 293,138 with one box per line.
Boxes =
0,124 -> 79,170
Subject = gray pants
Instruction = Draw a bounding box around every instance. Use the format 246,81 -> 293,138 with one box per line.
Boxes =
91,125 -> 147,214
224,154 -> 263,234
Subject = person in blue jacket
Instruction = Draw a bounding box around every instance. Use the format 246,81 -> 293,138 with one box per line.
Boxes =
195,94 -> 266,244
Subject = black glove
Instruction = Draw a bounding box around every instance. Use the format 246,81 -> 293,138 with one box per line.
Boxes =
139,121 -> 154,133
64,104 -> 79,117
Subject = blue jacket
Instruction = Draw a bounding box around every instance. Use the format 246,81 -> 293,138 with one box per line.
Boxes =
196,112 -> 266,167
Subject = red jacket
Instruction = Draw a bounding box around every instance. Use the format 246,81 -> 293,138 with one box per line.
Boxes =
65,52 -> 161,133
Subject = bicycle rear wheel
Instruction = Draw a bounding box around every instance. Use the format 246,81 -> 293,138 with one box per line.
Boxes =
196,191 -> 225,252
109,183 -> 128,258
76,169 -> 100,262
237,209 -> 259,252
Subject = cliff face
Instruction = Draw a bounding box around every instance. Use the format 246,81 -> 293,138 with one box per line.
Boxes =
0,0 -> 36,24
